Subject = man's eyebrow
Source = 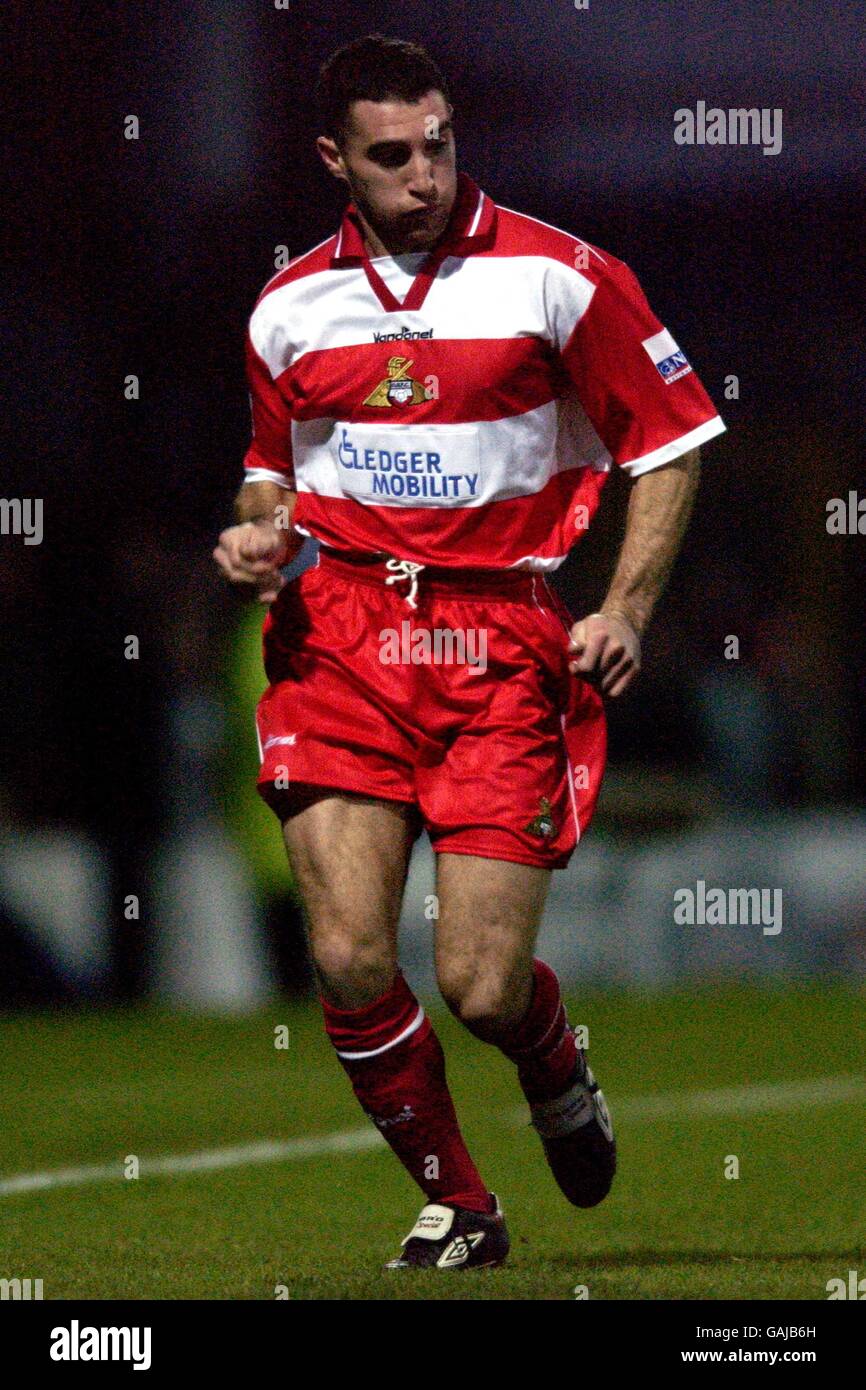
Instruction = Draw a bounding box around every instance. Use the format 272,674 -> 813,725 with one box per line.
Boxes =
365,120 -> 453,157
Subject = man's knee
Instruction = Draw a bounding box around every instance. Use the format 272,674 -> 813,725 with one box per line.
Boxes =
311,925 -> 396,1008
437,958 -> 527,1041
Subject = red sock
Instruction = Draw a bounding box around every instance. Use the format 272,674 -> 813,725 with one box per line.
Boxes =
322,971 -> 492,1213
497,959 -> 577,1103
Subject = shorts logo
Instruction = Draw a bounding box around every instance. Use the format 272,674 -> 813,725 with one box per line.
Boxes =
641,328 -> 693,385
525,797 -> 557,839
363,355 -> 428,408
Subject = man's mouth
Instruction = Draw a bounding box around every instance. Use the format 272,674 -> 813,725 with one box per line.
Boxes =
402,206 -> 439,223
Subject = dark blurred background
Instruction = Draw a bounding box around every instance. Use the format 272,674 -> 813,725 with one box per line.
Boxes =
3,1 -> 864,1006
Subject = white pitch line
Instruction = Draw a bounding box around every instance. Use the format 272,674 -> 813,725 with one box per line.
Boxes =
510,1073 -> 866,1128
0,1129 -> 385,1197
1,1075 -> 863,1199
614,1074 -> 866,1121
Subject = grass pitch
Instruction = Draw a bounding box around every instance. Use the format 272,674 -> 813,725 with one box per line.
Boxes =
1,985 -> 863,1300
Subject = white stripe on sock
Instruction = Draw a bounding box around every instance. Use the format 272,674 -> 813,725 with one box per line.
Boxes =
334,1004 -> 426,1061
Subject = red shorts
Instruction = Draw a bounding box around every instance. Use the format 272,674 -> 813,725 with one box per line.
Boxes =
255,550 -> 606,870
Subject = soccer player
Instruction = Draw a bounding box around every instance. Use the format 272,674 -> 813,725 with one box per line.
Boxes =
214,34 -> 725,1270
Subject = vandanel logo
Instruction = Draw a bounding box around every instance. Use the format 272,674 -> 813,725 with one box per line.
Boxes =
363,355 -> 428,408
372,325 -> 434,343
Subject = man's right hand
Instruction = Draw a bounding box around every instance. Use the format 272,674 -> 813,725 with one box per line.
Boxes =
212,518 -> 291,604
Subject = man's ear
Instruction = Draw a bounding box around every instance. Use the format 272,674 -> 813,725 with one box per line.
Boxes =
315,135 -> 348,183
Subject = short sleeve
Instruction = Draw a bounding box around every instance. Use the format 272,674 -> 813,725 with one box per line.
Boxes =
560,260 -> 725,476
242,330 -> 295,488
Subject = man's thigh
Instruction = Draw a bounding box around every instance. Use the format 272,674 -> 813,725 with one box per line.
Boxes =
433,852 -> 551,1030
281,789 -> 419,1006
416,596 -> 606,872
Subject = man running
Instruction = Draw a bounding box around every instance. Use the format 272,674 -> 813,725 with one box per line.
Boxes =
213,33 -> 725,1270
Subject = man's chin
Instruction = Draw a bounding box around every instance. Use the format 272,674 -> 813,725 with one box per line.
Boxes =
393,216 -> 446,253
401,232 -> 437,252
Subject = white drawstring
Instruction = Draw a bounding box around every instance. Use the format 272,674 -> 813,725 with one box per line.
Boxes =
384,558 -> 425,609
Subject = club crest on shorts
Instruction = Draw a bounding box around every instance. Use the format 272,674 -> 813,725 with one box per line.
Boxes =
363,355 -> 428,408
525,797 -> 557,839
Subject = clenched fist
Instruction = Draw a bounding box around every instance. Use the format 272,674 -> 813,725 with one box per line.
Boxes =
212,518 -> 293,604
568,610 -> 641,698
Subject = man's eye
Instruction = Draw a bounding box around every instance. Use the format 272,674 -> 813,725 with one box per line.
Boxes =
373,138 -> 448,168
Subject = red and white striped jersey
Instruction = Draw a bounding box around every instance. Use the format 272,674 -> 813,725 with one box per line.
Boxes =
243,171 -> 725,571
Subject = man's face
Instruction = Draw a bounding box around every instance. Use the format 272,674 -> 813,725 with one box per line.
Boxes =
319,90 -> 457,254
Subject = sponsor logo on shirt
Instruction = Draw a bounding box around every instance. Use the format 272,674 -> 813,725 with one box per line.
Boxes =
373,326 -> 434,343
641,328 -> 693,385
335,425 -> 481,503
364,355 -> 428,408
655,349 -> 691,383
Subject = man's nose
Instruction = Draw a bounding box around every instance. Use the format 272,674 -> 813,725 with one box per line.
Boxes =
406,151 -> 436,196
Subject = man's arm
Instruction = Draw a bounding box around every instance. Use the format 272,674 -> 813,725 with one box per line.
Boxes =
568,447 -> 701,697
213,480 -> 303,604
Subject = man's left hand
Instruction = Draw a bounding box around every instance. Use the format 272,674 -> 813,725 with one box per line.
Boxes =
568,611 -> 641,698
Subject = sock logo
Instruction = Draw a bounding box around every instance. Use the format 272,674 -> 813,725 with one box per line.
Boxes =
372,1104 -> 416,1130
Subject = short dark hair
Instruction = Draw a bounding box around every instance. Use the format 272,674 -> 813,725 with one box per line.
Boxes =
317,34 -> 451,147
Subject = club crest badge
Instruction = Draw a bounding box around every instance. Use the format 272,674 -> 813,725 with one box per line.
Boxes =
525,797 -> 557,838
363,355 -> 428,408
